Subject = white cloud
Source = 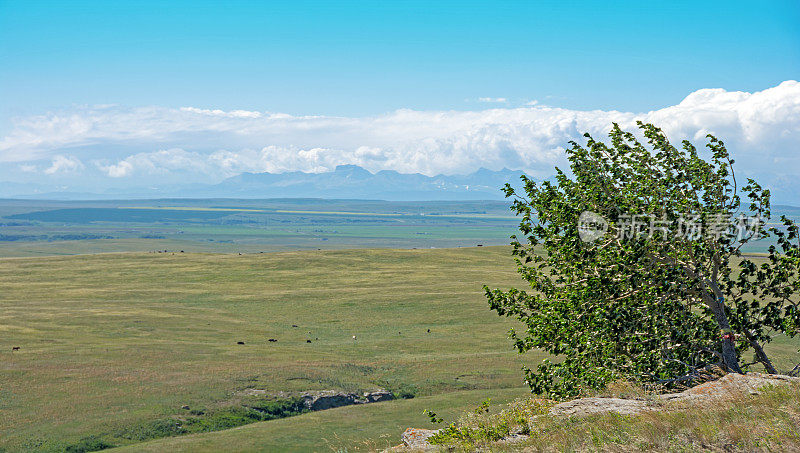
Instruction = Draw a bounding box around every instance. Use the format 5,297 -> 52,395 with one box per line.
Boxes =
43,155 -> 84,175
95,148 -> 211,178
1,81 -> 798,189
478,97 -> 508,103
179,107 -> 264,118
97,160 -> 134,178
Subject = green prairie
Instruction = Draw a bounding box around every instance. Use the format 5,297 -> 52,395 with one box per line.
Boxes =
0,246 -> 534,452
1,245 -> 797,452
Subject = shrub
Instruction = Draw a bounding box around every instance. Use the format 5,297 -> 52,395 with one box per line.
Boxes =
63,436 -> 116,453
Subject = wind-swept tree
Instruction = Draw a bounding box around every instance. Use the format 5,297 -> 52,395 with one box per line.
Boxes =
486,122 -> 800,398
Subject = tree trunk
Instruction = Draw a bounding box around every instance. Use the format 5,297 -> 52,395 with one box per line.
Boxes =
719,335 -> 743,374
744,329 -> 777,374
706,294 -> 743,374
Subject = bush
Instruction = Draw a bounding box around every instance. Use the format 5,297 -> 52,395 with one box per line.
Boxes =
64,436 -> 116,453
116,418 -> 188,442
380,381 -> 418,399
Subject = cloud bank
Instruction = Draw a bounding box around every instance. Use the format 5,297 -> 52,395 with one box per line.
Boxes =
1,81 -> 798,197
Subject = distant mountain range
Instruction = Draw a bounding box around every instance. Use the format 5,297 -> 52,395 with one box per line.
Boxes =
0,166 -> 529,200
206,165 -> 527,200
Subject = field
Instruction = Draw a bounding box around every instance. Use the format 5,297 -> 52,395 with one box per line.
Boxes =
0,246 -> 537,452
1,199 -> 799,452
0,199 -> 519,257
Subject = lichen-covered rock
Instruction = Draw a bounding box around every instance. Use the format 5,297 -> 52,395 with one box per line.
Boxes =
549,397 -> 651,417
662,372 -> 800,402
400,428 -> 441,451
549,372 -> 800,418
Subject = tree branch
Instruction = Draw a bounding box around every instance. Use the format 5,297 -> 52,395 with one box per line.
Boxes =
742,328 -> 777,374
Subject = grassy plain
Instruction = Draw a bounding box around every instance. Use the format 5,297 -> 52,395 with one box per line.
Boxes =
1,199 -> 798,452
0,246 -> 534,451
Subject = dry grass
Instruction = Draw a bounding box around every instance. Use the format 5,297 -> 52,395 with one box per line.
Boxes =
431,382 -> 800,452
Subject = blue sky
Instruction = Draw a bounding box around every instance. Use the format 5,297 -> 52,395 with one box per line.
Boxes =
1,0 -> 798,120
0,1 -> 798,200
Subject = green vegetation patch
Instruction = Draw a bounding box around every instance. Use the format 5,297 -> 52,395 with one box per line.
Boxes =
59,397 -> 308,452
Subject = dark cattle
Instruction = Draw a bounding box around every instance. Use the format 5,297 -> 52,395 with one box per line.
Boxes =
292,325 -> 298,328
306,339 -> 312,343
12,346 -> 20,352
268,338 -> 278,342
237,341 -> 245,345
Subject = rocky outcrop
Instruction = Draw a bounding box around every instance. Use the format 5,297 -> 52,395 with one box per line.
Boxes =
549,372 -> 800,417
298,389 -> 395,411
301,391 -> 359,410
365,390 -> 394,403
240,388 -> 394,412
549,396 -> 650,417
663,372 -> 800,402
388,373 -> 800,451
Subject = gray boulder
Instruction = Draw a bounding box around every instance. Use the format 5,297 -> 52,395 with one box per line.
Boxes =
301,391 -> 358,411
364,390 -> 394,403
